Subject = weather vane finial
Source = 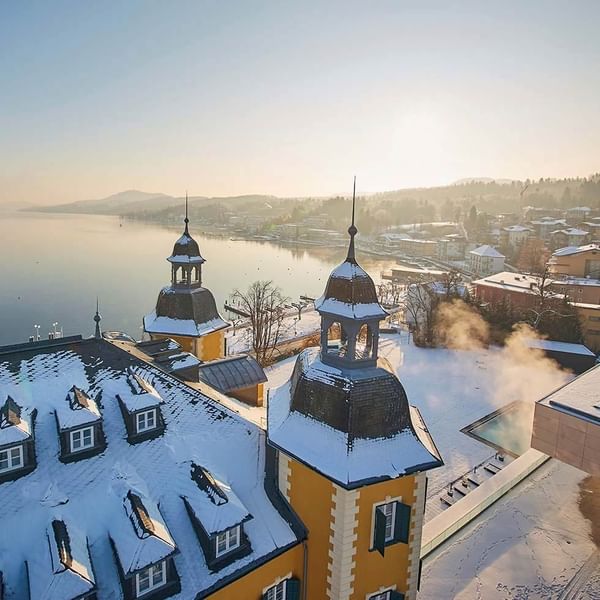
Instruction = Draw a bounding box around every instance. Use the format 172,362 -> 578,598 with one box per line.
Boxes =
346,176 -> 358,261
94,297 -> 102,339
184,191 -> 189,234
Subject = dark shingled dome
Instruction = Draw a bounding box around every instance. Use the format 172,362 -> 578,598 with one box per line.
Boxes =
155,286 -> 222,324
322,260 -> 380,305
289,348 -> 413,444
168,231 -> 205,264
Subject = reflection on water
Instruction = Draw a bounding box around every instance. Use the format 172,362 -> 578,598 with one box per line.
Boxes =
0,212 -> 396,345
462,402 -> 535,457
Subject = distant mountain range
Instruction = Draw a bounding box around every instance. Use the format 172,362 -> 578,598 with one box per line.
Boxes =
25,174 -> 598,220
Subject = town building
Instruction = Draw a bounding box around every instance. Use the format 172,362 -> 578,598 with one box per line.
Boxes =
468,245 -> 505,276
143,202 -> 229,361
472,271 -> 547,309
549,228 -> 591,250
501,225 -> 531,250
548,243 -> 600,278
396,238 -> 438,258
529,217 -> 567,240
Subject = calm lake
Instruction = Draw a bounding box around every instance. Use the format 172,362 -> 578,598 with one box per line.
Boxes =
0,211 -> 397,345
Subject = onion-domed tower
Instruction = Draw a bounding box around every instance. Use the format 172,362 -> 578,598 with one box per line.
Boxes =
143,198 -> 229,360
268,180 -> 442,600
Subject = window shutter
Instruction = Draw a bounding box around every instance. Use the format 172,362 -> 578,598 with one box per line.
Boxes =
389,591 -> 405,600
394,502 -> 411,544
285,577 -> 301,600
374,506 -> 387,556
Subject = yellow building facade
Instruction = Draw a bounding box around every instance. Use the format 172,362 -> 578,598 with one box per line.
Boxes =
267,207 -> 442,600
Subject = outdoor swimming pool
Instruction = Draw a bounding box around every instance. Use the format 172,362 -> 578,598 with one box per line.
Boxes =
461,401 -> 535,457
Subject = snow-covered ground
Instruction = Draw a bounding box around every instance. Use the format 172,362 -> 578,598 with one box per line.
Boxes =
225,306 -> 322,355
421,459 -> 598,599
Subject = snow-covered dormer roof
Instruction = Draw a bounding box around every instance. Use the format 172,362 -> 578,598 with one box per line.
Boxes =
184,463 -> 252,535
111,489 -> 176,574
55,386 -> 101,431
27,519 -> 96,600
0,396 -> 32,446
117,371 -> 163,413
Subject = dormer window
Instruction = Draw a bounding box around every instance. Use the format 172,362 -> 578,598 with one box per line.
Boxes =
136,409 -> 157,434
109,490 -> 179,599
0,396 -> 36,483
215,525 -> 240,557
0,445 -> 23,472
183,463 -> 252,570
55,387 -> 105,463
117,371 -> 165,444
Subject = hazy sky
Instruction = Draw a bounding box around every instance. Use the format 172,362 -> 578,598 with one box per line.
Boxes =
1,1 -> 599,205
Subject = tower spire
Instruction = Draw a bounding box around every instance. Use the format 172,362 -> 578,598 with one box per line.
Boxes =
184,191 -> 190,234
346,176 -> 357,262
94,298 -> 102,339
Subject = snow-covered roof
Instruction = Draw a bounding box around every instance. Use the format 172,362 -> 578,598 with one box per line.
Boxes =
550,228 -> 589,236
111,489 -> 177,574
0,397 -> 32,446
503,225 -> 531,232
154,351 -> 202,373
538,363 -> 600,422
269,378 -> 441,488
473,272 -> 545,294
315,297 -> 389,320
55,386 -> 101,430
268,349 -> 442,489
27,519 -> 95,600
552,243 -> 600,257
117,371 -> 163,413
315,258 -> 388,321
469,245 -> 505,258
525,339 -> 596,357
184,464 -> 251,535
551,276 -> 600,287
196,355 -> 267,393
0,337 -> 299,596
144,311 -> 229,337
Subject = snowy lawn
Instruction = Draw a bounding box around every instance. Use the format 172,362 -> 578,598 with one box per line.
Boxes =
421,459 -> 597,599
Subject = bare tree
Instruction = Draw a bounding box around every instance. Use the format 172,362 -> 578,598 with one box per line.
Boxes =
526,266 -> 579,332
230,280 -> 289,366
402,279 -> 439,346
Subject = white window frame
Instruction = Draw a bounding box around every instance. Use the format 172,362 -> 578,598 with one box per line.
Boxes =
136,409 -> 157,433
0,444 -> 24,473
265,579 -> 287,600
371,496 -> 401,548
70,426 -> 94,452
215,524 -> 241,557
368,591 -> 392,600
135,560 -> 166,597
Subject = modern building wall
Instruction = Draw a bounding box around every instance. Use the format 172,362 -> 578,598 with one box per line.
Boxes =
531,402 -> 600,476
